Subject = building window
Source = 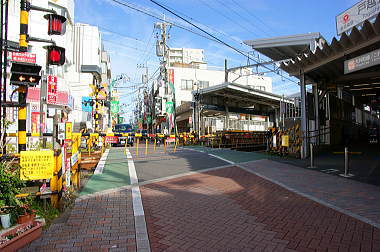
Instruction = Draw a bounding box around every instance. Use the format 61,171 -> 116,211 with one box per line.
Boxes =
198,81 -> 209,89
181,79 -> 193,90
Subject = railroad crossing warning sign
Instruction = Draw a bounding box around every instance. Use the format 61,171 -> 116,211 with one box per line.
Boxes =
20,151 -> 55,180
281,135 -> 289,147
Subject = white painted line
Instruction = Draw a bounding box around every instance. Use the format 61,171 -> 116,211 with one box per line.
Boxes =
125,148 -> 151,252
94,149 -> 110,174
208,153 -> 235,164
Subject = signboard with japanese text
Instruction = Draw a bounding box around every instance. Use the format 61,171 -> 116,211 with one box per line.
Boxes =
336,0 -> 380,35
10,52 -> 36,63
65,122 -> 72,140
47,75 -> 58,105
344,48 -> 380,74
104,136 -> 119,143
20,151 -> 55,180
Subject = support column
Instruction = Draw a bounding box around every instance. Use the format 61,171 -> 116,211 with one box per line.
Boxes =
300,71 -> 308,159
313,84 -> 319,145
225,104 -> 229,130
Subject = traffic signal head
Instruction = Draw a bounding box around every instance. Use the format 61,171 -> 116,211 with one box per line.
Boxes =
44,14 -> 66,35
47,45 -> 65,65
10,63 -> 41,86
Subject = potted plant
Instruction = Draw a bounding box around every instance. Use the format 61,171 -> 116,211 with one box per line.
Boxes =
0,158 -> 25,229
0,200 -> 12,229
16,204 -> 36,224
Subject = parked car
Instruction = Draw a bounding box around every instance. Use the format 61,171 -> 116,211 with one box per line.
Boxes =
113,124 -> 134,146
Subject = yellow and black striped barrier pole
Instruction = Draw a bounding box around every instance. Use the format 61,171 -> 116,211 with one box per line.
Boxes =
18,86 -> 27,152
19,0 -> 29,52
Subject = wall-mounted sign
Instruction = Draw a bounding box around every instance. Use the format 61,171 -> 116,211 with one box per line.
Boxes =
20,151 -> 55,180
336,0 -> 380,35
344,48 -> 380,74
10,52 -> 36,63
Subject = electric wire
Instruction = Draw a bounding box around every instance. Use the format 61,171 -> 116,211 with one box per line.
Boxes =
149,0 -> 298,84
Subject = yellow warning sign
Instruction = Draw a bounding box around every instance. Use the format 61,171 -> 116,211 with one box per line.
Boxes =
20,151 -> 55,180
281,135 -> 289,147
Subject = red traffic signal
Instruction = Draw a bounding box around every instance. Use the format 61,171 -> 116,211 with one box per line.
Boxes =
10,63 -> 42,86
47,45 -> 65,65
44,14 -> 66,35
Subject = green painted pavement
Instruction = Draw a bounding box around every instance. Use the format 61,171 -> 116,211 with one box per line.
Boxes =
80,148 -> 130,196
184,146 -> 269,163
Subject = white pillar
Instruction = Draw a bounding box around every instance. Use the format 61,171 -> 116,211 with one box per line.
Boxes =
300,72 -> 308,159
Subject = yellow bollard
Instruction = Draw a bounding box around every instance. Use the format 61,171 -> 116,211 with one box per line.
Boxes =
164,139 -> 167,153
136,138 -> 139,157
124,140 -> 128,155
145,139 -> 148,155
174,138 -> 178,153
154,138 -> 156,152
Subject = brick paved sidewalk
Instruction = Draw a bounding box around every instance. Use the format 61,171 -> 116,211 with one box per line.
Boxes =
141,166 -> 380,252
240,159 -> 380,227
21,189 -> 136,252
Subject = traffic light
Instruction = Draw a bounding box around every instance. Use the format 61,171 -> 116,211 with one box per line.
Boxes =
47,45 -> 65,65
10,62 -> 41,86
44,14 -> 66,35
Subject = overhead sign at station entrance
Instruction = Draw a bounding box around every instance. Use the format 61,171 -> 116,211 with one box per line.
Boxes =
336,0 -> 380,35
344,48 -> 380,74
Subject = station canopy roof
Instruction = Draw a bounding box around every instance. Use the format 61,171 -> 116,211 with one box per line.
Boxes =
245,13 -> 380,101
244,32 -> 323,61
193,82 -> 292,109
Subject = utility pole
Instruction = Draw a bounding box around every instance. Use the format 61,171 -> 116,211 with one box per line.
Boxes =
39,71 -> 46,147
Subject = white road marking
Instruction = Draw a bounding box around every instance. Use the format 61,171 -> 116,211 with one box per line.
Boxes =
94,149 -> 110,174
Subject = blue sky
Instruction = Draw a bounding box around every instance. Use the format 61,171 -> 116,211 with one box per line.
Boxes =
74,0 -> 358,119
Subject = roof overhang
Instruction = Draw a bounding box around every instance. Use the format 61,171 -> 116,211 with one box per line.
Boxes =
244,32 -> 322,61
81,65 -> 102,82
193,82 -> 292,109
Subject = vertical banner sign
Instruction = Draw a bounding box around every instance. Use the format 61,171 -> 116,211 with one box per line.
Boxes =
47,75 -> 58,104
165,101 -> 174,129
110,100 -> 120,114
168,69 -> 175,92
65,122 -> 73,140
20,151 -> 55,180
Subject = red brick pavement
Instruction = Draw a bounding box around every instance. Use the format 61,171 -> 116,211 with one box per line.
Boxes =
141,166 -> 380,252
20,189 -> 136,252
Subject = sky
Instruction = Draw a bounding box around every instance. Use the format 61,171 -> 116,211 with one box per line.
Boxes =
74,0 -> 359,120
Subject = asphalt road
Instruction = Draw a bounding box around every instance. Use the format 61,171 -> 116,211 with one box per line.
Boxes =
128,145 -> 228,182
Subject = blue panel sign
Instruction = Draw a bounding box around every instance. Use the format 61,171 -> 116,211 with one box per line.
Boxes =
82,96 -> 92,112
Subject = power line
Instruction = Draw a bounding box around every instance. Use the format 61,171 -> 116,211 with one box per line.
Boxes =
149,0 -> 297,84
107,0 -> 220,44
200,0 -> 260,38
229,0 -> 278,36
212,0 -> 271,37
